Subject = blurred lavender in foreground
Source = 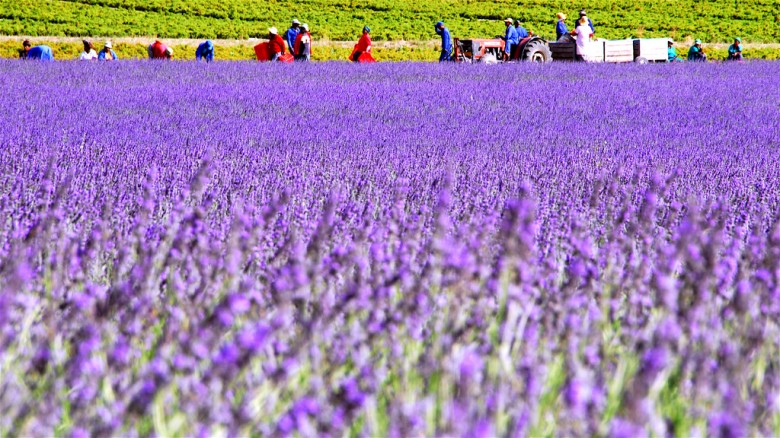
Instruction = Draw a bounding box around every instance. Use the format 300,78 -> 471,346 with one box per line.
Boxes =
0,60 -> 779,436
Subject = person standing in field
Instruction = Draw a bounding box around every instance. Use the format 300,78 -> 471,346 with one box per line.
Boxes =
79,40 -> 98,60
499,18 -> 519,61
687,39 -> 707,62
578,10 -> 595,34
555,13 -> 569,41
98,41 -> 118,60
148,39 -> 173,59
294,24 -> 312,61
514,20 -> 529,40
572,16 -> 594,61
196,40 -> 215,62
268,27 -> 286,61
727,37 -> 743,61
667,39 -> 681,62
285,20 -> 301,55
434,21 -> 453,62
352,26 -> 372,62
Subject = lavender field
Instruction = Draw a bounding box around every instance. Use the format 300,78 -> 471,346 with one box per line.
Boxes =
1,60 -> 780,437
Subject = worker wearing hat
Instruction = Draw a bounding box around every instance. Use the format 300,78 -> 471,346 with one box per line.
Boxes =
352,26 -> 372,62
555,12 -> 569,41
434,21 -> 453,62
578,9 -> 595,34
78,39 -> 97,60
98,41 -> 118,60
285,19 -> 301,55
500,18 -> 519,61
196,39 -> 215,62
268,27 -> 286,61
727,37 -> 743,61
687,39 -> 707,62
294,24 -> 312,61
148,38 -> 172,59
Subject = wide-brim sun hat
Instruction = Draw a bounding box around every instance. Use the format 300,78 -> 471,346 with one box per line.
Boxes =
557,12 -> 566,20
694,39 -> 702,44
302,24 -> 309,31
292,19 -> 301,25
269,27 -> 278,35
735,37 -> 741,42
104,41 -> 112,48
504,18 -> 513,23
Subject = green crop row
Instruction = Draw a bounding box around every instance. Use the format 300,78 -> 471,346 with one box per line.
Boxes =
1,0 -> 779,43
4,40 -> 780,62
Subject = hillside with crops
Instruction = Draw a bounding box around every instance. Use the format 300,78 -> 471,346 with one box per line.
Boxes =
2,0 -> 779,42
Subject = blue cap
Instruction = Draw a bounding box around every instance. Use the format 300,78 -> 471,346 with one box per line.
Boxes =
363,25 -> 371,33
435,21 -> 444,28
206,40 -> 214,50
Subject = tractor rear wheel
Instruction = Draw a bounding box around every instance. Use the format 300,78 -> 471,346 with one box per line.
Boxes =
523,41 -> 552,63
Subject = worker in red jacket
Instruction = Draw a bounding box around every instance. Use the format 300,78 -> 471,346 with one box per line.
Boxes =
268,27 -> 286,61
294,23 -> 312,61
352,26 -> 372,62
148,39 -> 172,59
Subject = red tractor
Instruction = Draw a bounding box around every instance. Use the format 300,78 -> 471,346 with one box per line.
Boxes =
454,35 -> 552,63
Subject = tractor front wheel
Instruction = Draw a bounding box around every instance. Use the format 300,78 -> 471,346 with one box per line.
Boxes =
523,41 -> 552,63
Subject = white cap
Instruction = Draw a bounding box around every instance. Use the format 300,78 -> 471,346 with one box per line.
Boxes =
104,41 -> 112,48
302,23 -> 309,31
292,19 -> 301,25
269,27 -> 278,35
165,47 -> 173,55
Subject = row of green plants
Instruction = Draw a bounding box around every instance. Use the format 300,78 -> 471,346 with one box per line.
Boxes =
2,0 -> 778,42
4,40 -> 780,62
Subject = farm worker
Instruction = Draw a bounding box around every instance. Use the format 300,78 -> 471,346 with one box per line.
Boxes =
579,10 -> 595,33
667,39 -> 680,62
687,39 -> 707,62
514,20 -> 529,40
148,39 -> 172,59
19,39 -> 31,59
500,18 -> 519,61
555,13 -> 569,41
26,44 -> 54,61
196,40 -> 215,62
79,40 -> 98,60
434,21 -> 452,62
294,24 -> 312,61
572,16 -> 594,61
727,37 -> 743,61
352,26 -> 372,62
285,20 -> 301,55
268,28 -> 286,61
98,41 -> 118,60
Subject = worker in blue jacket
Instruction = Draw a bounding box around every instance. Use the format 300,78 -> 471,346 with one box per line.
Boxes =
514,20 -> 529,40
285,20 -> 301,55
26,44 -> 54,60
196,40 -> 215,62
434,21 -> 453,62
499,18 -> 519,61
555,13 -> 569,41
